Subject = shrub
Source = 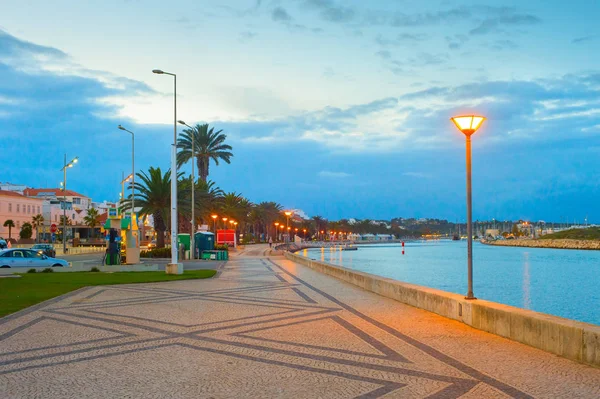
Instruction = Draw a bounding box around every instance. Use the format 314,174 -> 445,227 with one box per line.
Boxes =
214,244 -> 229,251
90,267 -> 100,272
41,268 -> 54,273
27,268 -> 37,273
140,247 -> 172,258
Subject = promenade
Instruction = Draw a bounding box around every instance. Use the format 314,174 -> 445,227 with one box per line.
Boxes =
1,245 -> 599,398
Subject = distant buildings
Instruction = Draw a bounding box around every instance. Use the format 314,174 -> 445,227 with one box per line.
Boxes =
0,190 -> 44,239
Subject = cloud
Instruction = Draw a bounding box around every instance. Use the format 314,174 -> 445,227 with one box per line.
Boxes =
304,0 -> 355,23
572,35 -> 597,44
272,7 -> 293,22
239,31 -> 257,42
318,171 -> 352,178
469,13 -> 541,35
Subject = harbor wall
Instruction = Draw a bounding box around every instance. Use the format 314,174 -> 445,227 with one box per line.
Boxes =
483,239 -> 600,250
285,251 -> 600,368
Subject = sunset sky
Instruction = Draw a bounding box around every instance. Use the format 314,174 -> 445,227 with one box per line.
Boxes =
1,0 -> 599,221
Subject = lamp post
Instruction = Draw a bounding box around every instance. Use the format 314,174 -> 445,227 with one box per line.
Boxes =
222,217 -> 228,229
117,125 -> 135,219
211,214 -> 218,233
178,120 -> 195,259
120,173 -> 133,208
284,211 -> 292,243
274,222 -> 279,242
60,155 -> 78,254
152,68 -> 180,273
451,115 -> 485,300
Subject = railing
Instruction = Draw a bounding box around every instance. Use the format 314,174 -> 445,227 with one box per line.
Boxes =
55,246 -> 106,256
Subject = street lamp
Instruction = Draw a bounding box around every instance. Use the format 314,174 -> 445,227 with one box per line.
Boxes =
222,217 -> 228,229
284,211 -> 292,243
451,114 -> 486,300
178,119 -> 196,259
60,155 -> 78,254
152,68 -> 180,273
117,125 -> 135,220
274,222 -> 279,242
120,173 -> 133,208
211,214 -> 218,233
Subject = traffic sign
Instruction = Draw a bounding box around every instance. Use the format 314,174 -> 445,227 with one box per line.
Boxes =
50,224 -> 58,233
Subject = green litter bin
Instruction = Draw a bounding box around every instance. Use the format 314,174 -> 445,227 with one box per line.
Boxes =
201,251 -> 211,260
177,234 -> 190,251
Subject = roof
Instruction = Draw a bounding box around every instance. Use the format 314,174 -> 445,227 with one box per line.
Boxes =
23,188 -> 90,198
0,190 -> 26,198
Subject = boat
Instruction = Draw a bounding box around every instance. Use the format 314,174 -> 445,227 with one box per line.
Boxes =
342,245 -> 358,251
452,234 -> 460,241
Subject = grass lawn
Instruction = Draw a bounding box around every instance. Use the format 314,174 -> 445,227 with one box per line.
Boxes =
0,270 -> 216,318
539,227 -> 600,240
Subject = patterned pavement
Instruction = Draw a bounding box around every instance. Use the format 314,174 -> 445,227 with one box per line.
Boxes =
1,248 -> 600,398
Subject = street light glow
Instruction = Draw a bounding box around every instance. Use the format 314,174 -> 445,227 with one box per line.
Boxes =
451,115 -> 485,136
211,214 -> 218,219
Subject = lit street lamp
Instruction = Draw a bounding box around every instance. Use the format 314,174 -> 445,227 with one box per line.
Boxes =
211,214 -> 218,233
178,120 -> 195,259
284,211 -> 292,243
152,68 -> 180,274
451,115 -> 485,300
60,155 -> 78,254
222,217 -> 228,229
274,222 -> 280,242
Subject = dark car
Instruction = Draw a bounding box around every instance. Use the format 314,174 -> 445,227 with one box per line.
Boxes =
31,244 -> 56,258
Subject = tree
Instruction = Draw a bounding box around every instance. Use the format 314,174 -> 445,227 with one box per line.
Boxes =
31,214 -> 44,243
59,215 -> 72,226
511,224 -> 520,237
20,222 -> 33,240
3,219 -> 15,240
177,124 -> 233,182
83,207 -> 100,239
132,167 -> 177,248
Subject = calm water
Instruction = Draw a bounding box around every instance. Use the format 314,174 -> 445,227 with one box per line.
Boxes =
302,241 -> 600,326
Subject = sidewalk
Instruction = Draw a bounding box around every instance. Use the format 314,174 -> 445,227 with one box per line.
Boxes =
1,245 -> 599,398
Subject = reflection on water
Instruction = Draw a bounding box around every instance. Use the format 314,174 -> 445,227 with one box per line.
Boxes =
523,252 -> 531,309
303,241 -> 600,326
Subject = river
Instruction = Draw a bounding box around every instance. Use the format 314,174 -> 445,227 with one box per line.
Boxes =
301,240 -> 600,326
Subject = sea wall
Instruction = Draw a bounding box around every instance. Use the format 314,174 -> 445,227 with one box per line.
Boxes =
285,252 -> 600,368
483,239 -> 600,250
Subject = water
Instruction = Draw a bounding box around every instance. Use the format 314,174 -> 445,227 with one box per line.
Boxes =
302,241 -> 600,326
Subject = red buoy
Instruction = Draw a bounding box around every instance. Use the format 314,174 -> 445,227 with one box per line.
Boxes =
402,242 -> 405,247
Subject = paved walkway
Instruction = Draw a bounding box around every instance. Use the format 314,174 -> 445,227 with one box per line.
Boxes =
1,247 -> 600,398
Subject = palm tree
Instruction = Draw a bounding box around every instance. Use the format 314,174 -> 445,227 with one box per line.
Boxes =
3,219 -> 15,240
59,216 -> 72,226
132,167 -> 172,248
83,207 -> 100,239
31,214 -> 44,243
256,202 -> 283,239
177,123 -> 233,182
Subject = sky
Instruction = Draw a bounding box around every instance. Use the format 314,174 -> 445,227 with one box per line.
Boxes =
0,0 -> 599,222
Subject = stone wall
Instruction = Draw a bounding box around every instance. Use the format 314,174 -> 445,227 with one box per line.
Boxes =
286,252 -> 600,368
483,239 -> 600,250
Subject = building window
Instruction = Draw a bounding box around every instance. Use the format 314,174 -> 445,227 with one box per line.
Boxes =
55,215 -> 58,222
37,206 -> 40,214
17,204 -> 20,213
8,203 -> 11,212
16,221 -> 20,228
27,205 -> 30,214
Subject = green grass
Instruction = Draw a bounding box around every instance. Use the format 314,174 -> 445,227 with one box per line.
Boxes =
539,227 -> 600,240
0,270 -> 216,318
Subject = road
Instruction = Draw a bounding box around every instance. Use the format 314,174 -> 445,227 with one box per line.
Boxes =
61,253 -> 220,271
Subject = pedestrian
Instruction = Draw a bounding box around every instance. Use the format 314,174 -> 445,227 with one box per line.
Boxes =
7,240 -> 12,248
268,237 -> 273,248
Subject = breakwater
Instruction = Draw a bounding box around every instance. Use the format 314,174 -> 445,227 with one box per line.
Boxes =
483,239 -> 600,250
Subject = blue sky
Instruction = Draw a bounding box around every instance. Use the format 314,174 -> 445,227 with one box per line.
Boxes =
1,0 -> 599,222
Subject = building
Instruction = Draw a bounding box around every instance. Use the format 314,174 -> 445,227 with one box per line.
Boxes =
0,190 -> 45,240
23,188 -> 92,211
0,182 -> 27,195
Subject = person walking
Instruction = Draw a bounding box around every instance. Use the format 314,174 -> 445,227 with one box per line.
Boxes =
268,237 -> 273,248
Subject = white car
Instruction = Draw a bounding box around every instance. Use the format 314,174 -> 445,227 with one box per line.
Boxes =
0,249 -> 69,268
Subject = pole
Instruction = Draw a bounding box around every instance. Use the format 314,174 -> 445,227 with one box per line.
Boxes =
170,74 -> 178,266
63,154 -> 67,255
191,125 -> 195,259
466,135 -> 475,299
131,132 -> 135,224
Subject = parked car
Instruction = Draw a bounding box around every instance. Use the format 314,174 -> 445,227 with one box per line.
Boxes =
31,244 -> 56,258
147,240 -> 157,249
0,249 -> 68,268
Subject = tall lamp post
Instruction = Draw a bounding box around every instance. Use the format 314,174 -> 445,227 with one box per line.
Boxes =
60,155 -> 78,254
178,120 -> 195,259
284,211 -> 292,243
211,214 -> 218,233
117,125 -> 135,219
152,68 -> 181,274
274,222 -> 279,242
451,115 -> 485,300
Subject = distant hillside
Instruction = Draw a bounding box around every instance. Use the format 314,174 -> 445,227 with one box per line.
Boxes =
540,227 -> 600,240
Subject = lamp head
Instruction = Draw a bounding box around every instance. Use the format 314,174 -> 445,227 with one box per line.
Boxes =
177,120 -> 186,125
152,69 -> 164,74
285,211 -> 292,216
118,125 -> 126,131
211,214 -> 218,219
450,115 -> 485,136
